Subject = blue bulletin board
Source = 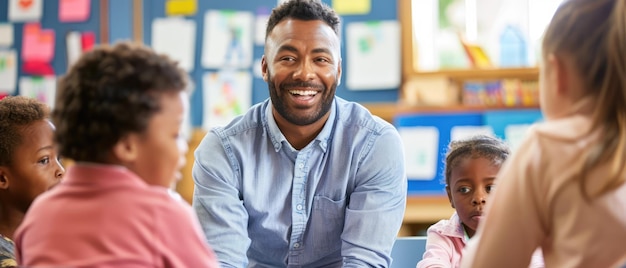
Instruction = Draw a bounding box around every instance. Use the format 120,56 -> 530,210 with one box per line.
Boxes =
142,0 -> 400,127
395,109 -> 543,195
0,0 -> 102,97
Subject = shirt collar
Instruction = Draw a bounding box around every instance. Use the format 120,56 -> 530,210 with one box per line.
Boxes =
265,98 -> 336,153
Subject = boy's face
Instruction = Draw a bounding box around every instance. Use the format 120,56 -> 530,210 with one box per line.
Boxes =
1,120 -> 64,213
446,157 -> 499,238
131,91 -> 188,188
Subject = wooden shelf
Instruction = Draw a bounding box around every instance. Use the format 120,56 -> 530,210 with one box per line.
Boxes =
362,102 -> 540,123
408,67 -> 539,80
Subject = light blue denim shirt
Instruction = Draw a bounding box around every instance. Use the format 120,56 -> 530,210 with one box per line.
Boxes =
192,97 -> 407,268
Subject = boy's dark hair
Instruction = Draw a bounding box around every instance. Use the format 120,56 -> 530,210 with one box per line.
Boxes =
0,96 -> 49,166
266,0 -> 341,39
53,42 -> 187,163
444,135 -> 510,186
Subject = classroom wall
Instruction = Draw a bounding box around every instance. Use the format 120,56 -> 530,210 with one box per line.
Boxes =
142,0 -> 401,127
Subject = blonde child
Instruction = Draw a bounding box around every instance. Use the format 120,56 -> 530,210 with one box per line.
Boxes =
14,42 -> 218,267
461,0 -> 626,267
417,135 -> 543,268
0,96 -> 65,267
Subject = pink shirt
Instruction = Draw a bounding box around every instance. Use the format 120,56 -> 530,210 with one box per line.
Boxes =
15,164 -> 219,268
462,99 -> 626,267
418,213 -> 544,268
417,213 -> 467,268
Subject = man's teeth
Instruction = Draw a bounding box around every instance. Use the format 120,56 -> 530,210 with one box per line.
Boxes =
289,90 -> 317,96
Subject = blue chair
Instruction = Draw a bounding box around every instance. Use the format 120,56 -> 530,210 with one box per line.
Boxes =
390,236 -> 427,268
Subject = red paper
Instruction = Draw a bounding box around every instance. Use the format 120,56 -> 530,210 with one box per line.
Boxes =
22,61 -> 54,75
81,31 -> 95,51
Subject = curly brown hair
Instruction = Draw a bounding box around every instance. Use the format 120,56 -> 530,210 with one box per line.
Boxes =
53,42 -> 187,163
266,0 -> 341,39
443,135 -> 510,186
0,96 -> 49,166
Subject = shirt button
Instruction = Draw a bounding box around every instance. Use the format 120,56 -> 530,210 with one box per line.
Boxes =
296,204 -> 303,210
298,163 -> 304,168
293,242 -> 300,248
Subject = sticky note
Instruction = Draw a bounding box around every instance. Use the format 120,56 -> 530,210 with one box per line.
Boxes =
332,0 -> 371,15
59,0 -> 91,22
166,0 -> 197,16
22,23 -> 55,63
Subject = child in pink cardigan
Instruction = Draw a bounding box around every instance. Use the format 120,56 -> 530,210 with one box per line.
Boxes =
417,135 -> 543,268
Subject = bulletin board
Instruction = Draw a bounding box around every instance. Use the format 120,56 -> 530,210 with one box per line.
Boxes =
0,0 -> 102,103
142,0 -> 400,128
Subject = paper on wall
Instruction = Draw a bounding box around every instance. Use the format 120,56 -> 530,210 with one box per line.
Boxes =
202,70 -> 252,130
151,17 -> 196,72
0,50 -> 18,94
0,24 -> 14,47
202,10 -> 253,69
19,76 -> 56,109
399,126 -> 440,180
8,0 -> 43,22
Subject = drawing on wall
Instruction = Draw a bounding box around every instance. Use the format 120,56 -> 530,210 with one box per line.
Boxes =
0,50 -> 17,95
18,76 -> 56,108
202,10 -> 253,69
346,20 -> 400,90
399,126 -> 440,180
202,70 -> 252,130
8,0 -> 43,22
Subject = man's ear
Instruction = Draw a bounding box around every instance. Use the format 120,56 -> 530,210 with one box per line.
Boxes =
111,134 -> 139,164
446,185 -> 454,209
261,55 -> 268,82
0,168 -> 9,190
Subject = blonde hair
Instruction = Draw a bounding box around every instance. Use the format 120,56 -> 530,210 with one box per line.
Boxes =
543,0 -> 626,199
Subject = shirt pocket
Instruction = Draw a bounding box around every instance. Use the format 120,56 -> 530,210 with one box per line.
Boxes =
308,196 -> 346,256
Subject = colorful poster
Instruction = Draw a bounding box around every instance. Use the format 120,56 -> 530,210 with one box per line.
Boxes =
346,21 -> 400,90
8,0 -> 43,22
59,0 -> 91,22
166,0 -> 197,16
151,17 -> 196,72
202,10 -> 253,69
202,70 -> 252,130
18,76 -> 56,108
0,50 -> 18,94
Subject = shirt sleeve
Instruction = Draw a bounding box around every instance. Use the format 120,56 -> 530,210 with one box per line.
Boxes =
417,224 -> 455,268
192,130 -> 251,268
342,126 -> 408,267
461,130 -> 547,268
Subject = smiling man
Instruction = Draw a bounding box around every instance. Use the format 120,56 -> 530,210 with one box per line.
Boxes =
192,0 -> 407,267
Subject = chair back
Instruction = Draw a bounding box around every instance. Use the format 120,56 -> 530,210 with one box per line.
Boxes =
390,236 -> 427,268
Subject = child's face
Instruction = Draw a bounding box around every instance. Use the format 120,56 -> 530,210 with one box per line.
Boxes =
131,91 -> 188,188
446,157 -> 500,238
2,120 -> 64,212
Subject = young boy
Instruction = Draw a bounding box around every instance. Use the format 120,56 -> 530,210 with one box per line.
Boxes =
14,42 -> 218,267
0,96 -> 64,267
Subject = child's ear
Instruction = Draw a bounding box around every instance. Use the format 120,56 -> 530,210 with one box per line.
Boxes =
547,53 -> 568,96
0,169 -> 9,190
112,134 -> 139,164
445,185 -> 455,209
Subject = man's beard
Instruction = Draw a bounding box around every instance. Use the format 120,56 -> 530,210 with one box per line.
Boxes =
267,71 -> 336,126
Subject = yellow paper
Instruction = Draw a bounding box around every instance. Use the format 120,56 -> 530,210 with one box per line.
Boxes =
166,0 -> 197,16
332,0 -> 370,15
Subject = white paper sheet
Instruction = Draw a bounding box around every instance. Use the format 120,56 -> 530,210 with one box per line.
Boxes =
346,20 -> 400,90
202,70 -> 252,130
202,10 -> 253,69
399,126 -> 440,180
66,31 -> 82,68
0,50 -> 17,94
152,17 -> 196,72
254,13 -> 269,45
0,24 -> 14,47
450,125 -> 494,141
